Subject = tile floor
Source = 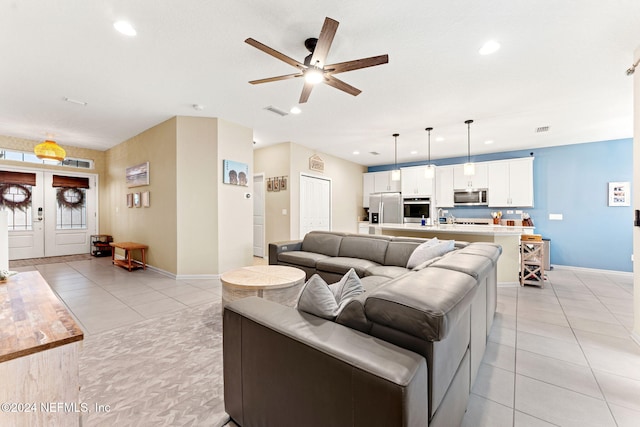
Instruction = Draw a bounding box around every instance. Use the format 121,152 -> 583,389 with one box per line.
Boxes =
12,257 -> 640,426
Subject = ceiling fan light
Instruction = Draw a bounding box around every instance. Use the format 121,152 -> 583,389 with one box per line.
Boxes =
34,140 -> 66,162
304,67 -> 324,84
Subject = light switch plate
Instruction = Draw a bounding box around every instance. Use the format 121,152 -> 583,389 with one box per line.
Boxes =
549,213 -> 563,220
282,209 -> 287,215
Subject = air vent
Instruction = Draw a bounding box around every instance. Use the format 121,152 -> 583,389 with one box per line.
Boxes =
264,105 -> 288,117
535,126 -> 550,133
369,151 -> 380,155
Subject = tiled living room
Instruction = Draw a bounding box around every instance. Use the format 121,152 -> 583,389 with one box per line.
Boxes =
5,255 -> 638,426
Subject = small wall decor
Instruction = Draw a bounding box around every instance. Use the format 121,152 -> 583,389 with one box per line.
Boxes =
280,176 -> 287,191
126,193 -> 133,208
133,192 -> 141,208
56,187 -> 84,210
141,191 -> 150,207
608,181 -> 630,206
273,177 -> 280,191
126,161 -> 150,188
0,183 -> 32,212
267,178 -> 273,192
309,154 -> 324,173
266,176 -> 288,192
223,159 -> 249,186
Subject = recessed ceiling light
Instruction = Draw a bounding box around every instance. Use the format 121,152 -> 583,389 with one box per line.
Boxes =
353,151 -> 360,155
479,40 -> 500,55
410,150 -> 418,155
63,97 -> 87,106
193,104 -> 205,111
114,21 -> 137,36
290,106 -> 302,114
435,137 -> 445,142
484,140 -> 494,145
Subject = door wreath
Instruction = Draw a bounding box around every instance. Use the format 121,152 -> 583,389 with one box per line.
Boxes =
56,187 -> 85,210
0,183 -> 32,211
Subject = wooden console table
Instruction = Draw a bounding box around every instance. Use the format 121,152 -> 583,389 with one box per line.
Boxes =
110,241 -> 148,271
0,271 -> 84,426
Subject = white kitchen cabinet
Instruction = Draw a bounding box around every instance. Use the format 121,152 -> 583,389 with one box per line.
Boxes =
363,173 -> 375,207
488,158 -> 534,207
435,166 -> 455,207
401,166 -> 434,197
453,163 -> 488,189
358,222 -> 371,234
372,171 -> 401,193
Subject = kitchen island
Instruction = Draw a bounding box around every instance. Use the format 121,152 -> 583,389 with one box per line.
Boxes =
370,223 -> 535,284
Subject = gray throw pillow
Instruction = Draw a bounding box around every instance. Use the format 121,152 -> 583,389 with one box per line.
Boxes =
296,270 -> 365,320
406,239 -> 455,269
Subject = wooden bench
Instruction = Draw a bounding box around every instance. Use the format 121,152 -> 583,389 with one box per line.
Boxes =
110,242 -> 148,271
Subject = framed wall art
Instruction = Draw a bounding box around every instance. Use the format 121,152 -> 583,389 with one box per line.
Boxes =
126,193 -> 133,208
608,181 -> 630,206
133,192 -> 141,208
141,191 -> 150,207
223,159 -> 249,186
126,162 -> 150,188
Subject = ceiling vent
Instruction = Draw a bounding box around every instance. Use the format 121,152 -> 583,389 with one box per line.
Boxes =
369,151 -> 380,155
535,126 -> 550,133
264,105 -> 288,117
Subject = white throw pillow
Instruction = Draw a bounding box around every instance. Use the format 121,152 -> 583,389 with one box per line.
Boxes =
406,239 -> 455,269
296,270 -> 364,320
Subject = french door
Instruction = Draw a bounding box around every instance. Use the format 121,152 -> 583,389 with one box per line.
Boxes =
3,168 -> 97,260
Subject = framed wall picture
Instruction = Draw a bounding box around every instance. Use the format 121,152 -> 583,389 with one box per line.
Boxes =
133,192 -> 141,208
280,176 -> 287,191
126,162 -> 150,188
608,181 -> 630,206
223,159 -> 249,186
273,177 -> 280,192
126,193 -> 133,208
141,191 -> 150,207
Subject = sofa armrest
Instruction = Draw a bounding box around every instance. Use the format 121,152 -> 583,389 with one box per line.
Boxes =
268,240 -> 302,264
224,297 -> 428,427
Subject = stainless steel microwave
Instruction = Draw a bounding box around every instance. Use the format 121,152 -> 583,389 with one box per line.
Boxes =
453,189 -> 488,206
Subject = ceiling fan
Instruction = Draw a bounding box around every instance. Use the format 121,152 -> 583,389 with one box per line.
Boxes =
245,17 -> 389,103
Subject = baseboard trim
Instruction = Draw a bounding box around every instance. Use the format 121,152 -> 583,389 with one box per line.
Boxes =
498,281 -> 519,287
112,255 -> 220,280
551,264 -> 633,277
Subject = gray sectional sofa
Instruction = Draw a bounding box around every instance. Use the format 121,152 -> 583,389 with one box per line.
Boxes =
223,231 -> 502,427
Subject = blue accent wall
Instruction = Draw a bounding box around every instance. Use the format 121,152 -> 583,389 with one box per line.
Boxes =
369,138 -> 633,272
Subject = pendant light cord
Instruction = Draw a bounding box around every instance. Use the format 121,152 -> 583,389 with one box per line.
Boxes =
465,120 -> 474,163
425,127 -> 433,165
393,133 -> 399,170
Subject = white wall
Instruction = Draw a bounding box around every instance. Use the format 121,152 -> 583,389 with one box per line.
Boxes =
633,45 -> 640,344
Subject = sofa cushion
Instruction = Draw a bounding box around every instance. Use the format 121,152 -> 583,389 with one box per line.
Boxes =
338,235 -> 391,265
335,293 -> 371,333
316,257 -> 381,277
384,241 -> 422,267
296,271 -> 364,320
457,243 -> 502,265
365,267 -> 478,341
301,231 -> 346,257
278,250 -> 330,268
430,252 -> 494,280
406,239 -> 454,269
360,275 -> 390,292
365,265 -> 410,279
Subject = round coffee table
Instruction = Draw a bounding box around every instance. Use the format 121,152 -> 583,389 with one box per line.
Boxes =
221,265 -> 306,307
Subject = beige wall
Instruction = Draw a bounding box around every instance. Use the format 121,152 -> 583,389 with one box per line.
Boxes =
254,142 -> 366,244
105,118 -> 178,273
633,45 -> 640,343
254,143 -> 291,245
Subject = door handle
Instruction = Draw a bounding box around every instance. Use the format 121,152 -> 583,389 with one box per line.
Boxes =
36,207 -> 43,221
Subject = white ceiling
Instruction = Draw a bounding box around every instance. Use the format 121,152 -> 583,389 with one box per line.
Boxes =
1,1 -> 639,166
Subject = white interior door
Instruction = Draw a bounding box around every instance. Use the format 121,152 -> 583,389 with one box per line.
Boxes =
4,168 -> 97,260
253,173 -> 265,258
300,174 -> 331,237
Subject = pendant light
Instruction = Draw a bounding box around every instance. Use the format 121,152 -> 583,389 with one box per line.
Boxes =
34,139 -> 66,162
391,133 -> 401,181
463,119 -> 475,176
424,127 -> 435,179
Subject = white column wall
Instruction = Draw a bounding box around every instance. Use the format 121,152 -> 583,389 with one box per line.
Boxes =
633,45 -> 640,344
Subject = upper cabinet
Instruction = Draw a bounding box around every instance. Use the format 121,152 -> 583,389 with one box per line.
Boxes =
435,166 -> 455,207
363,171 -> 401,207
401,166 -> 434,197
487,158 -> 534,207
453,163 -> 488,189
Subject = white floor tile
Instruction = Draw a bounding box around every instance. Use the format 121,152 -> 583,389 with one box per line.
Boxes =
483,341 -> 515,372
471,363 -> 515,408
514,411 -> 558,427
516,331 -> 588,366
608,403 -> 640,427
592,370 -> 640,412
462,393 -> 514,427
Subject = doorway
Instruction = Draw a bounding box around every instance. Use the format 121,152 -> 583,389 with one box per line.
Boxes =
2,168 -> 97,260
299,174 -> 331,237
253,173 -> 265,258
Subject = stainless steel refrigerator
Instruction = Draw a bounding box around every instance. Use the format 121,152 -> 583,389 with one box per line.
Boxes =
369,192 -> 402,224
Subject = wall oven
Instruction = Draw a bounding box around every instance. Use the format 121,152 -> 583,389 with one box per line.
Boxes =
403,197 -> 431,223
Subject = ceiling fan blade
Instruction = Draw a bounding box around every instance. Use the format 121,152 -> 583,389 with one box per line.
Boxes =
249,73 -> 303,85
324,75 -> 361,97
245,38 -> 305,70
309,17 -> 339,67
325,54 -> 389,75
299,81 -> 314,103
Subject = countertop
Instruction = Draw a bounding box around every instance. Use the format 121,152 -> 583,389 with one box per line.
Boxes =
0,271 -> 84,363
371,222 -> 535,236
